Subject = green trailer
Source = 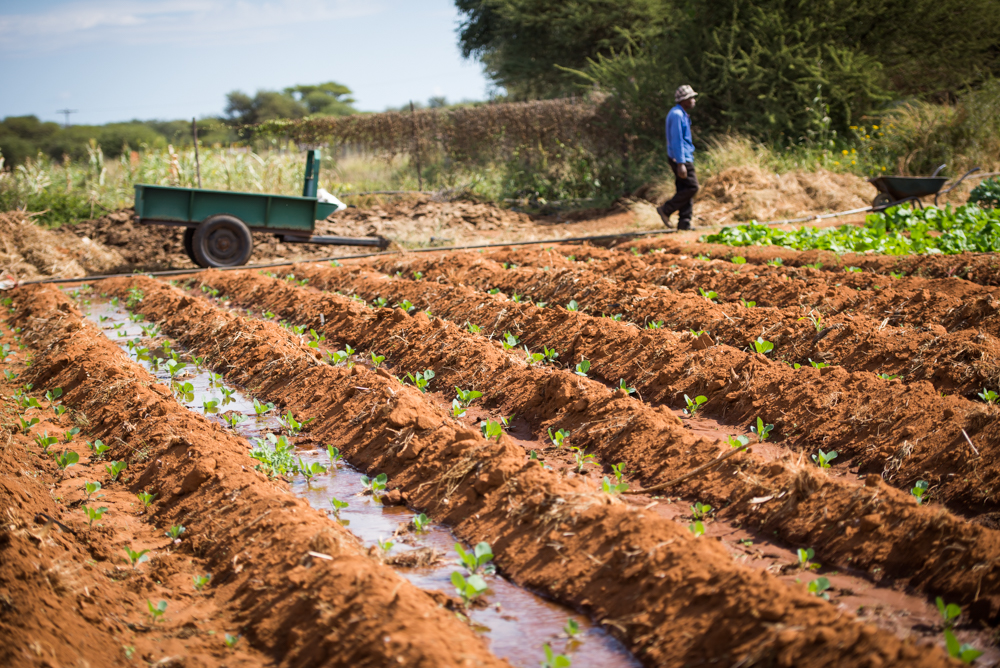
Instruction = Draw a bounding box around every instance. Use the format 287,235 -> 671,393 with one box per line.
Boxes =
133,150 -> 387,267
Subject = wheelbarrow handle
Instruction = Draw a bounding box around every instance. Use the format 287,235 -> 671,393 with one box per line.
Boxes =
934,167 -> 981,206
931,163 -> 947,178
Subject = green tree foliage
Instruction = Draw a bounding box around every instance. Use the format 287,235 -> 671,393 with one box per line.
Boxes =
225,81 -> 356,125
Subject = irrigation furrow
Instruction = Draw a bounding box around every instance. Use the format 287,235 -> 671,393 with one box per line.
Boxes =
288,262 -> 1000,516
11,284 -> 512,668
169,268 -> 1000,622
353,250 -> 1000,400
104,275 -> 956,668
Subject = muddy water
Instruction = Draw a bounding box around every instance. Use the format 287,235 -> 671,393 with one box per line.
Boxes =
81,296 -> 641,668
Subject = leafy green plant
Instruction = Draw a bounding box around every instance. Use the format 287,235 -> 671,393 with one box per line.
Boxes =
798,310 -> 824,332
767,257 -> 784,266
405,369 -> 435,392
602,476 -> 627,494
105,460 -> 127,482
84,481 -> 102,502
878,373 -> 900,380
360,472 -> 388,499
750,417 -> 774,442
84,505 -> 107,527
147,600 -> 167,623
55,450 -> 80,471
413,513 -> 430,532
617,378 -> 636,395
455,387 -> 483,407
249,434 -> 297,477
3,369 -> 17,381
944,629 -> 983,664
370,352 -> 385,368
750,337 -> 774,354
911,480 -> 929,504
797,548 -> 820,571
727,434 -> 750,448
17,415 -> 39,433
62,427 -> 80,443
326,444 -> 343,467
812,449 -> 838,468
574,358 -> 591,377
611,462 -> 627,484
565,300 -> 579,312
740,299 -> 756,308
451,571 -> 488,607
845,266 -> 863,273
330,497 -> 349,519
201,399 -> 220,415
297,457 -> 328,481
307,329 -> 326,349
978,388 -> 998,405
44,387 -> 63,404
690,502 -> 712,520
166,525 -> 185,540
481,420 -> 504,441
808,576 -> 832,600
731,256 -> 747,265
501,331 -> 519,350
126,288 -> 144,309
456,541 -> 494,574
125,546 -> 149,568
87,439 -> 110,458
571,446 -> 596,472
451,399 -> 468,418
547,428 -> 569,448
936,597 -> 962,628
278,410 -> 312,435
466,322 -> 482,334
809,359 -> 828,369
683,394 -> 707,415
646,320 -> 663,330
165,359 -> 186,379
689,521 -> 706,536
224,633 -> 240,649
54,405 -> 68,416
541,644 -> 570,668
253,398 -> 275,416
699,288 -> 719,303
890,270 -> 905,279
136,490 -> 157,509
189,575 -> 211,593
34,432 -> 59,453
222,412 -> 248,430
173,381 -> 194,403
377,537 -> 394,553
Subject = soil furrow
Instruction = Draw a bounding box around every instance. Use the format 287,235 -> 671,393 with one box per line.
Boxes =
103,274 -> 958,668
9,283 -> 511,668
177,268 -> 1000,622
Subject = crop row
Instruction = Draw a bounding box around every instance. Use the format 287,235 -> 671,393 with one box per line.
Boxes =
103,274 -> 957,668
165,266 -> 1000,623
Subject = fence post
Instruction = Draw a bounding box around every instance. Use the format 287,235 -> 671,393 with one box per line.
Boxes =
410,101 -> 423,192
192,117 -> 202,189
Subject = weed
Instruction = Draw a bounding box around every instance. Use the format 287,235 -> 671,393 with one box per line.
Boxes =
750,337 -> 774,354
222,412 -> 248,430
797,548 -> 820,570
699,288 -> 719,303
253,398 -> 275,415
456,541 -> 494,574
17,415 -> 39,433
798,310 -> 824,332
808,577 -> 832,600
136,490 -> 157,509
618,378 -> 636,395
936,597 -> 962,628
147,600 -> 167,623
55,450 -> 80,471
124,546 -> 149,568
978,388 -> 998,405
34,432 -> 59,453
911,480 -> 929,504
944,629 -> 982,664
812,449 -> 838,468
740,299 -> 756,308
105,460 -> 127,482
451,571 -> 488,607
481,420 -> 504,441
690,502 -> 712,520
574,358 -> 591,376
85,506 -> 108,527
683,394 -> 707,415
542,644 -> 571,668
166,525 -> 185,540
84,481 -> 102,502
689,521 -> 706,536
224,633 -> 240,649
405,369 -> 435,392
727,434 -> 750,448
571,446 -> 596,472
413,513 -> 430,532
370,352 -> 385,368
750,417 -> 774,442
548,428 -> 569,448
602,476 -> 627,494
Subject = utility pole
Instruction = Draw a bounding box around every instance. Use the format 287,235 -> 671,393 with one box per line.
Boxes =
56,109 -> 78,128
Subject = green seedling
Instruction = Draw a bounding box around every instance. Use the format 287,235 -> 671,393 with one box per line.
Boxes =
136,490 -> 157,509
262,310 -> 276,319
808,576 -> 832,600
690,502 -> 712,520
224,633 -> 240,649
253,398 -> 275,415
85,506 -> 108,527
451,572 -> 488,607
740,299 -> 756,308
467,322 -> 482,334
501,331 -> 519,350
548,428 -> 569,448
936,597 -> 962,628
326,444 -> 343,467
571,446 -> 596,472
689,521 -> 706,536
34,432 -> 59,453
890,271 -> 905,279
188,574 -> 211,593
84,481 -> 102,501
125,287 -> 144,308
618,378 -> 636,395
377,537 -> 394,553
944,629 -> 983,664
166,525 -> 185,540
173,381 -> 194,403
370,352 -> 385,368
451,399 -> 467,418
125,546 -> 149,568
799,310 -> 824,332
767,257 -> 784,266
291,324 -> 308,336
455,387 -> 483,407
412,271 -> 423,281
797,548 -> 820,570
646,320 -> 663,330
542,644 -> 571,668
564,300 -> 580,312
510,291 -> 523,303
372,297 -> 388,308
574,358 -> 591,377
206,371 -> 223,388
360,472 -> 388,497
105,460 -> 127,482
249,434 -> 297,477
538,346 -> 559,364
413,513 -> 430,533
750,337 -> 774,354
535,301 -> 548,308
17,415 -> 39,433
808,359 -> 828,369
54,405 -> 68,416
845,266 -> 863,273
699,288 -> 719,302
878,373 -> 900,380
602,476 -> 628,495
405,369 -> 435,392
524,347 -> 545,365
611,462 -> 628,484
147,600 -> 167,623
750,417 -> 774,443
812,449 -> 838,468
683,394 -> 707,415
479,420 -> 502,441
731,256 -> 747,265
55,450 -> 80,471
398,299 -> 415,312
222,412 -> 247,430
87,439 -> 110,458
165,359 -> 186,379
456,541 -> 494,574
330,497 -> 349,519
978,388 -> 998,405
45,388 -> 63,404
4,369 -> 17,381
297,457 -> 328,481
278,410 -> 311,435
912,480 -> 929,504
307,329 -> 326,349
727,434 -> 750,449
202,399 -> 220,415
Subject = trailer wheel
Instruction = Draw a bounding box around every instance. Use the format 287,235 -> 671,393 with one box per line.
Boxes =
192,215 -> 253,268
183,228 -> 198,265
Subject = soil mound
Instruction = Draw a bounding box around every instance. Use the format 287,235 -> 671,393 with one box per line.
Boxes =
0,210 -> 125,280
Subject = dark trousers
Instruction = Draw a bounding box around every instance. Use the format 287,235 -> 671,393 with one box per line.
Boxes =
661,159 -> 699,229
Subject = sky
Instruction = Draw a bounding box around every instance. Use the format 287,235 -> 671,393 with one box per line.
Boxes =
0,0 -> 493,125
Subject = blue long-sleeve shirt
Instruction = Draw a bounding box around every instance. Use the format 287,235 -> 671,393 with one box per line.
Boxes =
666,105 -> 695,164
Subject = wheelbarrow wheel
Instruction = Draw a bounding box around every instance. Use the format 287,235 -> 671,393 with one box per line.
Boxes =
182,227 -> 197,265
872,193 -> 893,210
192,215 -> 253,268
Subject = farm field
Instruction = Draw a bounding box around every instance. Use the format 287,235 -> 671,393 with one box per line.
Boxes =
3,231 -> 999,667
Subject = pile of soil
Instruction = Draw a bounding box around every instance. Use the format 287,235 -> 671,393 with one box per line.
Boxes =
0,211 -> 125,280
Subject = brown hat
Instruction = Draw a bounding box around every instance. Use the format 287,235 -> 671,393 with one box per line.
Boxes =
675,85 -> 698,102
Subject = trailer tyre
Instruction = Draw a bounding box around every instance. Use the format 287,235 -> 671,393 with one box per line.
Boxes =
183,228 -> 197,264
192,215 -> 253,268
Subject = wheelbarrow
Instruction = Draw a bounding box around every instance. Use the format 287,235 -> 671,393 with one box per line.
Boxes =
869,164 -> 981,210
133,150 -> 389,268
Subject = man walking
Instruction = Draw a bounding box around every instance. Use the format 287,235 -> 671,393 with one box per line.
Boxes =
657,85 -> 699,230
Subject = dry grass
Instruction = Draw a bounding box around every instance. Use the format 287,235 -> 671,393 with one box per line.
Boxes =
0,211 -> 124,280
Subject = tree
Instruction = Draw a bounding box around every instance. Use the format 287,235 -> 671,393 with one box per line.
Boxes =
225,82 -> 356,125
285,82 -> 356,116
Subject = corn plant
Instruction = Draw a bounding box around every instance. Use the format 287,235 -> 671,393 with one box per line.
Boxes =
690,502 -> 712,520
602,476 -> 627,494
17,415 -> 39,433
799,310 -> 824,332
330,497 -> 349,519
797,548 -> 820,571
689,521 -> 706,536
413,513 -> 430,532
698,288 -> 719,303
224,634 -> 240,649
84,505 -> 107,527
574,358 -> 591,377
683,394 -> 707,415
124,546 -> 149,568
370,352 -> 385,368
727,435 -> 750,448
166,525 -> 185,540
451,571 -> 488,607
944,629 -> 982,664
812,449 -> 838,468
750,337 -> 774,354
34,432 -> 59,453
55,450 -> 80,471
808,577 -> 832,600
405,369 -> 435,392
978,388 -> 998,405
137,491 -> 157,509
253,398 -> 275,416
911,480 -> 929,504
193,574 -> 211,591
750,417 -> 774,442
481,420 -> 503,441
84,481 -> 102,502
936,597 -> 962,628
147,600 -> 167,623
542,644 -> 570,668
106,460 -> 128,482
360,472 -> 388,498
456,541 -> 494,575
547,428 -> 569,448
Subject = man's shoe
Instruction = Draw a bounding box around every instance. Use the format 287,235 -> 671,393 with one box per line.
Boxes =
656,204 -> 675,228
